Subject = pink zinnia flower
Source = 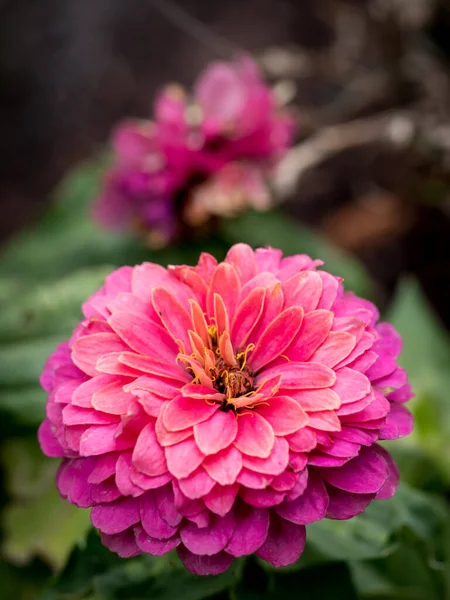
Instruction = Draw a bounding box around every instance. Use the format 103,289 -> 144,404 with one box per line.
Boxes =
39,244 -> 413,575
94,57 -> 295,246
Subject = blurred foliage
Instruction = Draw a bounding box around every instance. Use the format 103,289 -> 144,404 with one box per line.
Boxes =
0,160 -> 450,599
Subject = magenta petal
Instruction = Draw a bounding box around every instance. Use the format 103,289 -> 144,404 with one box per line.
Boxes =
135,525 -> 180,555
380,403 -> 414,440
318,447 -> 388,494
248,307 -> 303,372
275,471 -> 328,524
140,492 -> 178,539
38,421 -> 65,457
165,437 -> 205,478
178,468 -> 216,499
180,511 -> 235,555
225,504 -> 269,557
332,367 -> 371,404
177,546 -> 234,575
91,497 -> 140,534
132,423 -> 168,476
256,514 -> 306,567
287,309 -> 333,362
239,487 -> 285,508
164,395 -> 218,432
193,410 -> 237,455
374,446 -> 399,500
256,396 -> 308,435
242,437 -> 289,475
101,529 -> 141,558
203,446 -> 243,485
311,332 -> 356,367
326,485 -> 375,519
234,412 -> 275,458
204,484 -> 239,516
231,287 -> 266,348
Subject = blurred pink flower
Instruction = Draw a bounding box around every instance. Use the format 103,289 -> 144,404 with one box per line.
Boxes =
94,57 -> 295,246
39,244 -> 413,575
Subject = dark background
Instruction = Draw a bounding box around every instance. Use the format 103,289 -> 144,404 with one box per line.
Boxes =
1,0 -> 450,323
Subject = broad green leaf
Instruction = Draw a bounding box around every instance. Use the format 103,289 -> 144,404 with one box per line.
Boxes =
1,437 -> 91,571
220,209 -> 374,299
44,530 -> 242,600
0,266 -> 114,342
386,279 -> 450,482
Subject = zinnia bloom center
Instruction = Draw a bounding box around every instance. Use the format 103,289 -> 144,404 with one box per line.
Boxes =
178,322 -> 256,411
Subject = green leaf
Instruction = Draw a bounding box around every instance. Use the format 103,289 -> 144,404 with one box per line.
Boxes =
44,530 -> 242,600
277,483 -> 447,566
1,437 -> 91,571
385,279 -> 450,482
221,209 -> 374,299
0,266 -> 114,342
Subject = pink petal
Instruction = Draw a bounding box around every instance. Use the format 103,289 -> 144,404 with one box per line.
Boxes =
317,272 -> 340,310
87,453 -> 119,484
79,423 -> 131,456
177,546 -> 234,575
262,362 -> 336,389
178,468 -> 216,499
225,243 -> 258,283
165,437 -> 205,478
72,333 -> 128,376
286,310 -> 334,362
62,405 -> 117,426
194,410 -> 238,455
203,445 -> 243,485
152,287 -> 192,352
101,530 -> 140,558
91,497 -> 140,534
135,526 -> 180,554
307,410 -> 341,432
256,514 -> 306,567
204,484 -> 239,516
311,332 -> 356,367
286,427 -> 317,452
115,453 -> 145,497
108,312 -> 178,362
180,511 -> 235,555
91,381 -> 133,415
234,413 -> 275,458
116,352 -> 186,380
332,367 -> 371,404
318,446 -> 388,494
239,487 -> 285,508
285,469 -> 309,501
282,271 -> 323,313
275,471 -> 328,524
237,468 -> 273,489
270,470 -> 299,492
379,403 -> 414,440
256,396 -> 308,435
242,437 -> 289,475
71,375 -> 118,408
225,504 -> 269,557
140,493 -> 178,539
326,486 -> 375,519
231,287 -> 266,349
206,263 -> 241,322
132,423 -> 167,476
155,403 -> 193,447
290,389 -> 341,411
90,479 -> 121,503
374,445 -> 399,500
163,395 -> 219,432
248,307 -> 303,372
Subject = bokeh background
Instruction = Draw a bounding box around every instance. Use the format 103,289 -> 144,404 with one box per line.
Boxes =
1,1 -> 450,598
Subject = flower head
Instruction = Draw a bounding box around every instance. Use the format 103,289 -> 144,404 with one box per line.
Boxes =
39,244 -> 413,574
94,57 -> 295,246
